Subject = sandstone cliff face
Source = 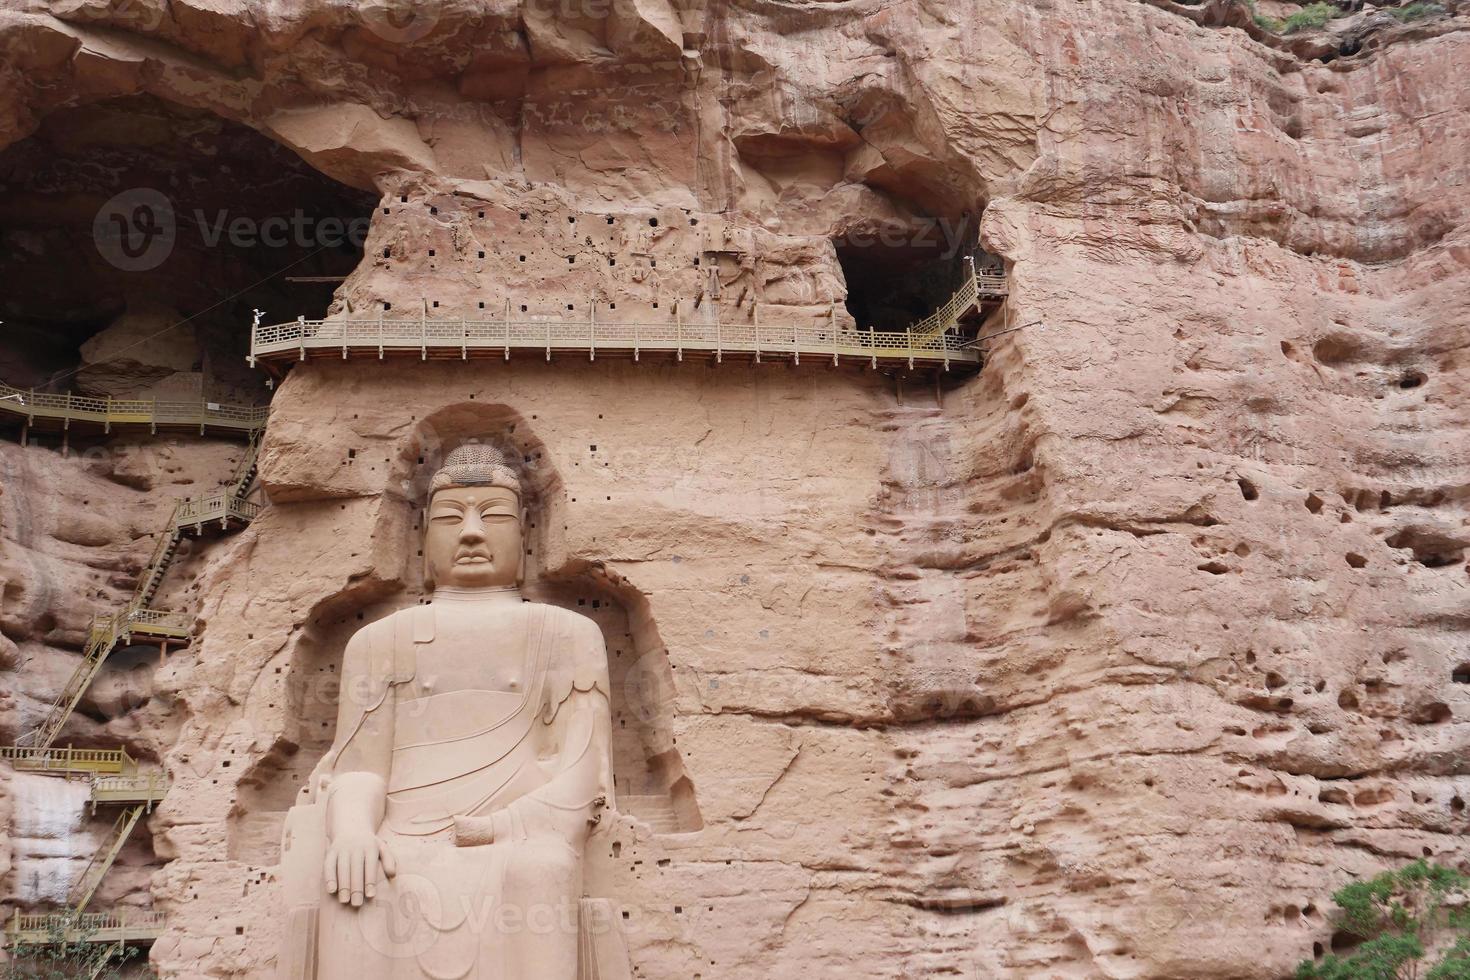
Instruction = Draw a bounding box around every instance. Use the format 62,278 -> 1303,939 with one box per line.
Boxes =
0,0 -> 1467,976
0,432 -> 255,917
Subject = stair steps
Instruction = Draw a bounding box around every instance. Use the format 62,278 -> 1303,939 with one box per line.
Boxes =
70,804 -> 146,912
18,431 -> 263,751
618,795 -> 682,834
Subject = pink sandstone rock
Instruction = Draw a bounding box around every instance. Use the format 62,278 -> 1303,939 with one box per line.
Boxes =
0,0 -> 1466,976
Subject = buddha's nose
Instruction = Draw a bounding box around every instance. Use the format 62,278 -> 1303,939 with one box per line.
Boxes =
459,513 -> 488,543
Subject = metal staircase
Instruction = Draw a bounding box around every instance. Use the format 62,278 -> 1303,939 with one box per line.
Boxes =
70,805 -> 147,913
908,256 -> 1009,340
16,431 -> 263,751
3,413 -> 265,959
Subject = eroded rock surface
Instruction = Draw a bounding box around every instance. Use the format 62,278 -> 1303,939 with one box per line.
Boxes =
0,0 -> 1466,976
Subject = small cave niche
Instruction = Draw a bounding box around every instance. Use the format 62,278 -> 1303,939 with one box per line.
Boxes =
1385,526 -> 1467,568
833,215 -> 1000,335
1452,663 -> 1470,685
0,93 -> 374,408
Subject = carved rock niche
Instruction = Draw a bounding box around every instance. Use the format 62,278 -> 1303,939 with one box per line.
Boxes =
228,403 -> 699,865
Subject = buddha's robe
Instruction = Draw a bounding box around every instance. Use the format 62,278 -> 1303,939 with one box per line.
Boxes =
280,600 -> 612,980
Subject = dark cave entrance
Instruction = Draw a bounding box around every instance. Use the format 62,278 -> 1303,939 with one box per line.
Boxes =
833,213 -> 1004,335
0,94 -> 376,405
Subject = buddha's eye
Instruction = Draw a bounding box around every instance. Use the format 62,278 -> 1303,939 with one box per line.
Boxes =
430,512 -> 461,524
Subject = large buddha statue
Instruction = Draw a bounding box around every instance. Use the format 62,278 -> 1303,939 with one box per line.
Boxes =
277,443 -> 615,979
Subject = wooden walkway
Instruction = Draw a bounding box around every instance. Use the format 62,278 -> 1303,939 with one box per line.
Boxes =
0,745 -> 137,775
0,381 -> 267,435
6,909 -> 165,946
253,312 -> 981,369
250,270 -> 1006,371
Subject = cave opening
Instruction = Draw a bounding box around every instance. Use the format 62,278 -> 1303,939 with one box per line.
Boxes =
833,213 -> 1002,335
0,94 -> 376,406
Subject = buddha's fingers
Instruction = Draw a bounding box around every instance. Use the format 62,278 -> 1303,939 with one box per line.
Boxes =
337,850 -> 352,904
324,848 -> 338,895
350,853 -> 364,907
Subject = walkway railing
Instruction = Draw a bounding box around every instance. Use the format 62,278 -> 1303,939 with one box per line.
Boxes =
173,489 -> 262,530
911,269 -> 1008,339
1,745 -> 135,775
0,381 -> 267,434
251,311 -> 979,369
90,772 -> 169,806
6,909 -> 166,946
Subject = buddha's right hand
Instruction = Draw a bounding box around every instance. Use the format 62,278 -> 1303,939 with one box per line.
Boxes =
324,831 -> 397,907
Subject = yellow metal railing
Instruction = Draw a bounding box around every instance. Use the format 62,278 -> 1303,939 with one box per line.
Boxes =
172,490 -> 262,529
90,772 -> 168,806
6,909 -> 165,946
89,606 -> 191,646
251,311 -> 980,367
911,268 -> 1008,339
1,745 -> 135,775
16,602 -> 188,750
0,381 -> 268,433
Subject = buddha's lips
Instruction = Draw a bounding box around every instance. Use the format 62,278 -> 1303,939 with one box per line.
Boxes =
455,551 -> 493,564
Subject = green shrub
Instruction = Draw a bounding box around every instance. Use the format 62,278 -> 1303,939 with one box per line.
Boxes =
1388,2 -> 1445,21
1281,2 -> 1340,32
1244,0 -> 1286,31
1295,861 -> 1470,980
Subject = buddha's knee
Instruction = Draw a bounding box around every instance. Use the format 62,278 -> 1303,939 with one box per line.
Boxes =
501,835 -> 581,904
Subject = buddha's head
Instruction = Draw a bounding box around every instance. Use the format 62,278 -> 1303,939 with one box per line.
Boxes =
424,443 -> 524,590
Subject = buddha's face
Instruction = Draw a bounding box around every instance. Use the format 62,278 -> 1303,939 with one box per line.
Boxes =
425,485 -> 522,589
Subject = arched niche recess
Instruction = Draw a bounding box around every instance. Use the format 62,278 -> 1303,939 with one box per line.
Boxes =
0,92 -> 373,399
229,403 -> 700,864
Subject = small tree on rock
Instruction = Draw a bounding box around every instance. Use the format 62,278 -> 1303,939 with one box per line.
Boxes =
1296,860 -> 1470,980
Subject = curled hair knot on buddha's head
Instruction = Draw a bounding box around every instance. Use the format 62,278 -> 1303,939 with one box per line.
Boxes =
429,443 -> 521,498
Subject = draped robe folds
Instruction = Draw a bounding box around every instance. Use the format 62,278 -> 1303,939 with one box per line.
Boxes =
283,600 -> 613,980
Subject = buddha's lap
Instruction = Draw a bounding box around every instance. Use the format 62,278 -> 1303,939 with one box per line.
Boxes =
375,832 -> 583,909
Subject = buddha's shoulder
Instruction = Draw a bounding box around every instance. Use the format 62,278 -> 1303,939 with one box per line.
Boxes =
346,604 -> 420,644
350,600 -> 600,642
525,601 -> 602,640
